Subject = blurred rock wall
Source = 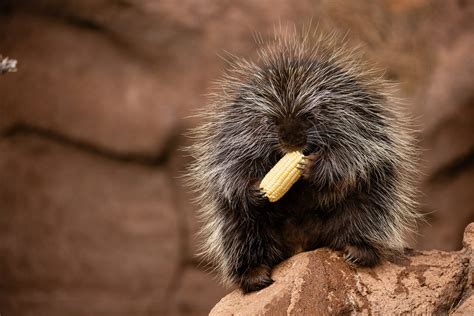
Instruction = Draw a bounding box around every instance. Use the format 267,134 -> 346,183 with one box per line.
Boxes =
0,0 -> 473,315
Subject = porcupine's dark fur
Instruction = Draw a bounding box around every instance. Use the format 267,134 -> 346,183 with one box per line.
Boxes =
185,29 -> 419,293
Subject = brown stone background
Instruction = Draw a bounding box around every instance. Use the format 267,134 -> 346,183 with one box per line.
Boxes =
0,0 -> 472,315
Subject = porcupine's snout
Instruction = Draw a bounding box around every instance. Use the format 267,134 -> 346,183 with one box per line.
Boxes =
277,117 -> 309,152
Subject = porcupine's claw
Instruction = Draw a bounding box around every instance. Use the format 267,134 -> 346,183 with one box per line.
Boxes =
255,188 -> 267,200
249,180 -> 268,205
300,153 -> 319,180
296,160 -> 306,170
343,252 -> 360,266
240,264 -> 274,293
343,244 -> 381,267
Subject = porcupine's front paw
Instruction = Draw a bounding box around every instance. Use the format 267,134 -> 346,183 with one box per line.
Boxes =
299,152 -> 319,181
249,180 -> 268,205
240,265 -> 274,293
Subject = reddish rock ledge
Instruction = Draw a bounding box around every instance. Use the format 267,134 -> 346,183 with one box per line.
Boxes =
211,223 -> 474,315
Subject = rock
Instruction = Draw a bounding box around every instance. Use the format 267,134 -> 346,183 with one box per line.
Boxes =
418,167 -> 474,251
416,35 -> 474,251
0,13 -> 177,155
455,223 -> 474,315
421,35 -> 474,177
7,0 -> 314,62
454,295 -> 474,316
210,223 -> 474,315
0,134 -> 180,315
166,131 -> 202,263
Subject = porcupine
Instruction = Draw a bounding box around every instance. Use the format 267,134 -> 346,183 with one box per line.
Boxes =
185,30 -> 419,293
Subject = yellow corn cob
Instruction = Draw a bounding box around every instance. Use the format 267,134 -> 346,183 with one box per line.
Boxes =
259,151 -> 304,202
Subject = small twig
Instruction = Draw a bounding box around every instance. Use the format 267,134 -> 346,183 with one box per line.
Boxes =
0,55 -> 18,74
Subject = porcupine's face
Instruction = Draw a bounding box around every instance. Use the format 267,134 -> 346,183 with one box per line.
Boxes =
236,57 -> 384,159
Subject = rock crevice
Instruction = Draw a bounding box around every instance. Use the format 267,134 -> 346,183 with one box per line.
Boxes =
3,123 -> 180,166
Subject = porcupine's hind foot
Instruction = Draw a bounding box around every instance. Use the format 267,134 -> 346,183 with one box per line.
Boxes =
343,244 -> 381,267
239,265 -> 274,293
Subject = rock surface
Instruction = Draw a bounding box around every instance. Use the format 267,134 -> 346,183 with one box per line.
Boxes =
0,13 -> 178,155
0,134 -> 181,314
211,223 -> 474,315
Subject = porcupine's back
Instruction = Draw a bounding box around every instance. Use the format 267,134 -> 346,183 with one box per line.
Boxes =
185,29 -> 420,284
